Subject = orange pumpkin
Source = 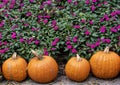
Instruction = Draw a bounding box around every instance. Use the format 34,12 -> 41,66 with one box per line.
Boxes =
2,52 -> 27,82
90,47 -> 120,79
27,50 -> 58,83
65,54 -> 90,82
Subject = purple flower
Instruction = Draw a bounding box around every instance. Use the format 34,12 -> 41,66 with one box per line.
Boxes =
117,24 -> 120,30
105,39 -> 111,43
91,5 -> 95,11
0,47 -> 9,54
84,30 -> 90,35
34,40 -> 40,45
19,38 -> 25,43
11,25 -> 18,30
67,0 -> 72,4
0,20 -> 4,27
44,15 -> 51,19
0,3 -> 4,8
81,19 -> 86,23
100,18 -> 104,22
11,32 -> 17,39
51,41 -> 57,46
101,38 -> 111,43
4,13 -> 9,18
24,23 -> 29,27
51,20 -> 57,27
100,26 -> 106,33
51,38 -> 60,46
37,20 -> 41,23
98,4 -> 101,7
74,1 -> 78,5
110,11 -> 116,17
66,40 -> 71,45
85,0 -> 90,4
54,26 -> 59,31
73,36 -> 78,43
116,10 -> 120,15
103,14 -> 110,21
89,20 -> 94,25
20,3 -> 24,7
39,5 -> 44,9
90,44 -> 96,49
4,48 -> 9,51
26,12 -> 32,16
73,25 -> 80,29
11,0 -> 16,4
110,27 -> 117,33
0,41 -> 2,46
9,4 -> 14,9
92,0 -> 97,3
95,41 -> 100,46
3,41 -> 8,45
37,15 -> 42,19
103,1 -> 108,5
0,49 -> 5,54
43,19 -> 48,24
29,0 -> 34,3
54,38 -> 60,42
51,48 -> 56,51
71,48 -> 77,53
44,48 -> 48,55
67,45 -> 72,50
43,1 -> 52,5
29,37 -> 35,42
2,0 -> 9,4
26,37 -> 34,44
31,27 -> 36,31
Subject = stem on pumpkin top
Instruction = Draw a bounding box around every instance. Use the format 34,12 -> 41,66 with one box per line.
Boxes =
104,46 -> 110,54
76,54 -> 82,62
12,52 -> 17,60
31,49 -> 43,59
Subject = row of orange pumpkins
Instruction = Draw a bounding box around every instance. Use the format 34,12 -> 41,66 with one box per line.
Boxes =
1,46 -> 120,83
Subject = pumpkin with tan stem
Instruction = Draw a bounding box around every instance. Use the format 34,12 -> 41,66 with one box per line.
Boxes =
65,54 -> 90,82
2,52 -> 27,82
90,46 -> 120,79
27,50 -> 58,83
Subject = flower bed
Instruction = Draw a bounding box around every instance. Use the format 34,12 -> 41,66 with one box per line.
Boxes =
0,0 -> 120,60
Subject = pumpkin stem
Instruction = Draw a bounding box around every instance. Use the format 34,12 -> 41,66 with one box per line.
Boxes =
12,52 -> 17,60
104,46 -> 110,53
76,54 -> 82,62
31,49 -> 43,59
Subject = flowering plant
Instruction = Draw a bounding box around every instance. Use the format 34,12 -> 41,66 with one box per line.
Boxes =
0,0 -> 120,60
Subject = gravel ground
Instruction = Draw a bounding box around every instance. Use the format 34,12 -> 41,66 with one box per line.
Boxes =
1,74 -> 120,85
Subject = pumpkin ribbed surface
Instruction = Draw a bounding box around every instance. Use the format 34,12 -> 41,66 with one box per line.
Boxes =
2,53 -> 27,82
28,56 -> 58,83
65,55 -> 90,82
90,49 -> 120,79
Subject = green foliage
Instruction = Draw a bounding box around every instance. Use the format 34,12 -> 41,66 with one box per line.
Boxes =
0,0 -> 120,61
